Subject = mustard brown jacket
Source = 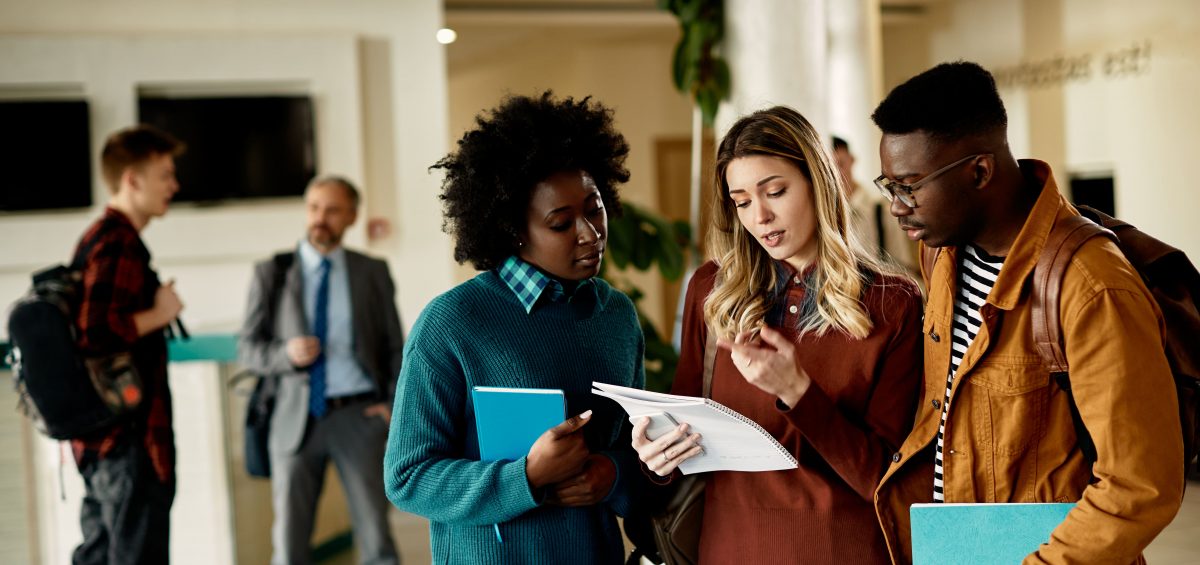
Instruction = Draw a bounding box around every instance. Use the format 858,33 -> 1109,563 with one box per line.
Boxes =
873,160 -> 1184,565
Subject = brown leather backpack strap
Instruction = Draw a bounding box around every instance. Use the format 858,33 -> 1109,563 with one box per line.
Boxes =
1031,214 -> 1116,373
702,329 -> 717,399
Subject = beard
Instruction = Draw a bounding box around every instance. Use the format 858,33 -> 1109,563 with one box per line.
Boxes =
308,224 -> 342,248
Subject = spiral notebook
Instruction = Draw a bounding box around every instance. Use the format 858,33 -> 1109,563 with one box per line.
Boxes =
591,381 -> 797,474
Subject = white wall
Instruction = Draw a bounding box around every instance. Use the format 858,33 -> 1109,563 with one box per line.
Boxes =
0,0 -> 452,337
1060,0 -> 1200,255
446,23 -> 692,333
0,34 -> 363,336
0,2 -> 449,564
883,0 -> 1199,261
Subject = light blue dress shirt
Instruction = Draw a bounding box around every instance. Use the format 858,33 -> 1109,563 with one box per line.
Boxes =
298,239 -> 376,398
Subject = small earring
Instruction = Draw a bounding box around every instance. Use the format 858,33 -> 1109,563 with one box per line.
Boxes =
516,241 -> 524,248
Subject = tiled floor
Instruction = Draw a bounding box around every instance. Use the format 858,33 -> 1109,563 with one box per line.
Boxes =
322,509 -> 432,564
331,479 -> 1200,564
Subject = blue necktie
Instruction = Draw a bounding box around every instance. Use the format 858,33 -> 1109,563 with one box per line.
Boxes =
309,257 -> 332,418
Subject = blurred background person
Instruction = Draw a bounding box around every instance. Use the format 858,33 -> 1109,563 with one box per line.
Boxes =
239,176 -> 404,565
832,135 -> 916,275
72,124 -> 185,565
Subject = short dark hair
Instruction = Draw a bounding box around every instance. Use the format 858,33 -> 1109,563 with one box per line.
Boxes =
831,135 -> 849,152
100,124 -> 185,193
871,61 -> 1007,141
433,91 -> 630,271
308,175 -> 360,208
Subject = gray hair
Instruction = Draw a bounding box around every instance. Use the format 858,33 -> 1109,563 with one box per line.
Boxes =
307,175 -> 361,208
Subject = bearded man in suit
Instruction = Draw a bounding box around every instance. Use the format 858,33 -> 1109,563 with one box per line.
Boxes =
239,175 -> 404,565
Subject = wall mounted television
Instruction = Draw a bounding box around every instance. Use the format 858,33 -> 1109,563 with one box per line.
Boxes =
138,95 -> 317,203
0,99 -> 93,212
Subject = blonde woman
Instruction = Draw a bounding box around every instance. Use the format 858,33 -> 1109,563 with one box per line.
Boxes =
631,106 -> 923,564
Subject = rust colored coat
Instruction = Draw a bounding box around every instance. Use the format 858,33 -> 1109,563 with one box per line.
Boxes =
676,260 -> 923,564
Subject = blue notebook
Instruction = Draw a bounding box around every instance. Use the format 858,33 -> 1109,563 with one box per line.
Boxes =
910,502 -> 1075,565
471,387 -> 566,462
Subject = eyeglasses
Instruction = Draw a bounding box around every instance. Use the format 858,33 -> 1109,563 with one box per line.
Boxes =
873,153 -> 990,208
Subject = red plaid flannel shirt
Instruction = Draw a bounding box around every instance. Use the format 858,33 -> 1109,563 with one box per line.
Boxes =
70,207 -> 175,483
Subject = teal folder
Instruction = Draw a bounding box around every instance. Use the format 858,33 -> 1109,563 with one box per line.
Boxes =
910,502 -> 1075,565
471,387 -> 565,462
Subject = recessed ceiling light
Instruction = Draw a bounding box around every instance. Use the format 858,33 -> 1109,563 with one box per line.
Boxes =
436,28 -> 458,45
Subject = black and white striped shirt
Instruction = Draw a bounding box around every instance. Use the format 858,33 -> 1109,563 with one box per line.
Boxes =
933,244 -> 1004,502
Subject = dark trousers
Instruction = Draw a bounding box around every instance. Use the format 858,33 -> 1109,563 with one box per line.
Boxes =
270,399 -> 398,565
73,438 -> 176,565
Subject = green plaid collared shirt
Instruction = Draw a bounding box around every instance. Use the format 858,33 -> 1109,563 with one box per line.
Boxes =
498,255 -> 599,314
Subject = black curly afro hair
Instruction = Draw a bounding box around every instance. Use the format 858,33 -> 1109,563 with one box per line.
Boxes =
872,61 -> 1007,141
433,91 -> 630,271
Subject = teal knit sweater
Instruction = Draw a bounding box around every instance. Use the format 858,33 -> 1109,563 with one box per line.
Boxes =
384,270 -> 645,564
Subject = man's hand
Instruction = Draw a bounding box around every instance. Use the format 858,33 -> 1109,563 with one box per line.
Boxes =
547,454 -> 617,507
135,280 -> 184,336
363,402 -> 391,424
286,336 -> 321,368
525,411 -> 592,490
155,280 -> 184,321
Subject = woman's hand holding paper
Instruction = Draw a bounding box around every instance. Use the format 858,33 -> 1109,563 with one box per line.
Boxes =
631,417 -> 704,477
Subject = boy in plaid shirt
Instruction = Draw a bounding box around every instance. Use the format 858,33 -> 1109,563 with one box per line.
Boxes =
71,125 -> 185,565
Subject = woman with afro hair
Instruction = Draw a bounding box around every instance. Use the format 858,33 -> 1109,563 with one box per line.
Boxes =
383,92 -> 646,564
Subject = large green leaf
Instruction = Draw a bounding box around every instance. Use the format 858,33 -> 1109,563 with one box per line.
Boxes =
657,233 -> 685,280
607,210 -> 633,269
677,0 -> 701,22
671,40 -> 688,92
646,214 -> 684,280
713,58 -> 732,99
697,87 -> 719,126
630,219 -> 654,270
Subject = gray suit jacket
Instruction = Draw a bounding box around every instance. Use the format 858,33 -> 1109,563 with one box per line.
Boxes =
237,248 -> 404,454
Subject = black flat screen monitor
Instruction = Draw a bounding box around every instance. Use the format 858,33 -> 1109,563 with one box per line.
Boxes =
0,100 -> 93,212
138,95 -> 317,203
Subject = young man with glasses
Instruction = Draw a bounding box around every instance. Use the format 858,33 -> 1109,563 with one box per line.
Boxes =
870,61 -> 1182,564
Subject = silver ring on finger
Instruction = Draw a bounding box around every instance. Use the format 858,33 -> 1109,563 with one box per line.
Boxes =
662,450 -> 672,463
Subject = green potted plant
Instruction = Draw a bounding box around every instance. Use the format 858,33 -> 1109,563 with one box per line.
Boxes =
601,202 -> 691,393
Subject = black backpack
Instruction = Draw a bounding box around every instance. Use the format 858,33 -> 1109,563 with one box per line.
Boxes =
6,251 -> 122,439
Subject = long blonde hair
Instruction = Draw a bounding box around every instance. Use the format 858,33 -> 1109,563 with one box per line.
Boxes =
704,106 -> 905,340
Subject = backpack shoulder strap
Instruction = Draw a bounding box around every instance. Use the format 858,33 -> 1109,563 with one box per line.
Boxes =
1031,214 -> 1117,373
1032,213 -> 1117,465
68,237 -> 102,272
252,252 -> 295,386
260,252 -> 295,330
269,252 -> 295,291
